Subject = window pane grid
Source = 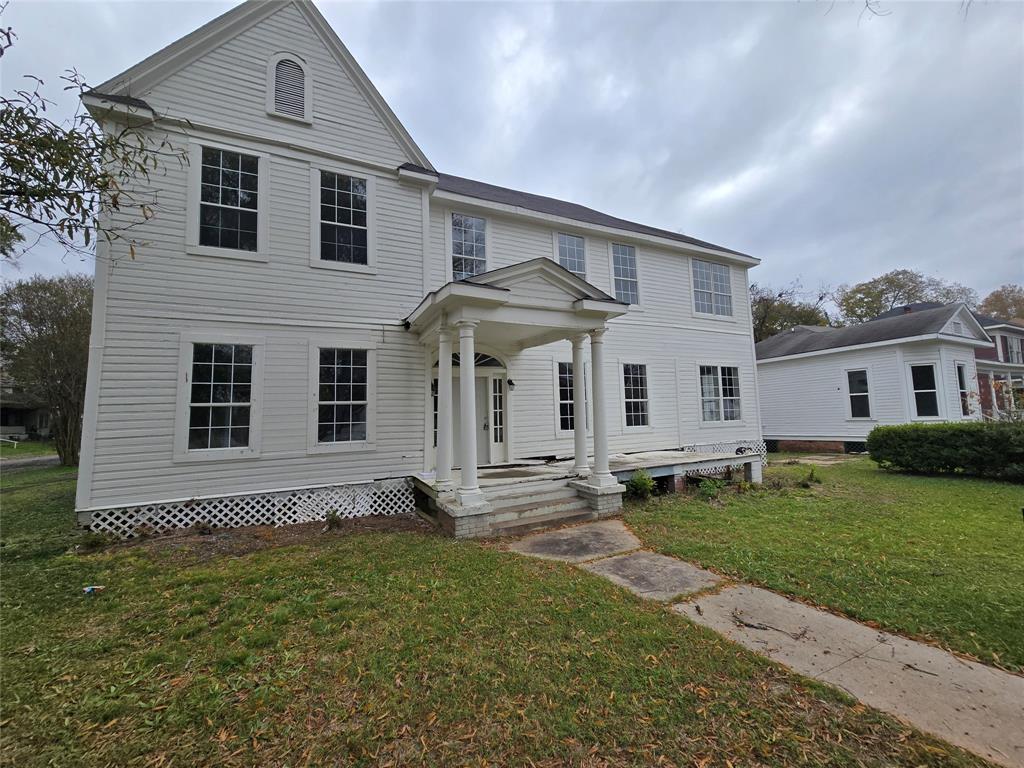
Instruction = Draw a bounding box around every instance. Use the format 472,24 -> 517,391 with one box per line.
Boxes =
188,343 -> 253,450
700,364 -> 741,422
693,260 -> 733,316
199,147 -> 258,251
612,244 -> 639,304
558,362 -> 574,431
317,348 -> 368,443
452,214 -> 487,280
623,363 -> 648,427
558,233 -> 586,278
492,378 -> 504,443
320,171 -> 368,264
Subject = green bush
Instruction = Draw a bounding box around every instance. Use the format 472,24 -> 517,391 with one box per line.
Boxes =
866,422 -> 1024,482
697,478 -> 726,501
625,469 -> 656,500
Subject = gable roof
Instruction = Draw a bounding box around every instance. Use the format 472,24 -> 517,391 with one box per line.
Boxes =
756,303 -> 984,361
462,257 -> 621,303
92,0 -> 432,170
870,302 -> 1024,332
400,164 -> 751,260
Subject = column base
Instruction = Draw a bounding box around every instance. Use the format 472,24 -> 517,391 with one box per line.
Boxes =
573,464 -> 591,477
455,485 -> 488,508
569,478 -> 626,517
584,470 -> 620,489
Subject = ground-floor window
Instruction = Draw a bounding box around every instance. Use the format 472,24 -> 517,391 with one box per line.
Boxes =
188,342 -> 253,450
955,363 -> 971,416
622,363 -> 649,427
317,348 -> 368,443
699,365 -> 741,422
910,364 -> 939,417
558,362 -> 575,431
846,369 -> 871,418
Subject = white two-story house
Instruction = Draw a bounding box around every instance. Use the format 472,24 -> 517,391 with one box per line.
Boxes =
78,0 -> 764,538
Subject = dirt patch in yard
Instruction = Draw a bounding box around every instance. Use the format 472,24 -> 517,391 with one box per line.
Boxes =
111,514 -> 435,562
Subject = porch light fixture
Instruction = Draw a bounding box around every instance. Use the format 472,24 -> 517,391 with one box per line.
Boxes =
506,378 -> 516,391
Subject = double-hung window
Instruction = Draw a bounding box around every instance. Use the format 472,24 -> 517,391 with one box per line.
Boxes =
692,260 -> 733,316
199,147 -> 259,251
847,369 -> 871,418
557,233 -> 586,279
910,364 -> 940,417
316,348 -> 368,444
319,171 -> 369,265
622,363 -> 649,427
188,343 -> 253,450
558,362 -> 576,432
955,363 -> 971,416
611,244 -> 639,304
700,365 -> 741,422
452,214 -> 487,280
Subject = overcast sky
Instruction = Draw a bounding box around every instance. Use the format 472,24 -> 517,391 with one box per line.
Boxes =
4,0 -> 1022,299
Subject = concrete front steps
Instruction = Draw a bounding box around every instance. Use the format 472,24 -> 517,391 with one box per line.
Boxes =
485,478 -> 595,536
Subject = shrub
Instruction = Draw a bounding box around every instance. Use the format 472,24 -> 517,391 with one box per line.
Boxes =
866,422 -> 1024,482
323,510 -> 344,531
800,467 -> 822,487
697,478 -> 726,501
625,469 -> 656,500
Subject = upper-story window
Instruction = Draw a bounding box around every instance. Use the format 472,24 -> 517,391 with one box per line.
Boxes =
557,233 -> 586,279
1006,335 -> 1024,364
452,214 -> 487,280
320,171 -> 368,265
200,147 -> 259,252
693,259 -> 733,316
266,53 -> 311,122
611,244 -> 639,304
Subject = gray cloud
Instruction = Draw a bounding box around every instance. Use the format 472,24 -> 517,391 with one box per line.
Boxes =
4,0 -> 1022,296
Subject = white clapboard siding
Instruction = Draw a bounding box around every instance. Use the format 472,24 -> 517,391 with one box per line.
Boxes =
757,341 -> 981,441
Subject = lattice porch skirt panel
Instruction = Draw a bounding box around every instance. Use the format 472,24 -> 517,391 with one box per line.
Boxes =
88,478 -> 416,539
681,439 -> 767,477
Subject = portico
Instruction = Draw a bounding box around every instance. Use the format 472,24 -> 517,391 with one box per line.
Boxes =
405,259 -> 628,533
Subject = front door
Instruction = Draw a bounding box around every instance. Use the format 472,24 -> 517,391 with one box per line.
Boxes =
451,376 -> 490,468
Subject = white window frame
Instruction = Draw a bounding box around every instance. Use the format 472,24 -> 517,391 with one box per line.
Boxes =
608,242 -> 641,306
954,361 -> 972,417
697,362 -> 744,425
692,258 -> 734,318
951,320 -> 964,336
309,165 -> 377,274
186,140 -> 270,262
907,362 -> 943,420
265,52 -> 312,124
619,361 -> 652,431
1008,335 -> 1024,365
173,331 -> 265,463
445,210 -> 491,281
552,359 -> 592,437
552,232 -> 588,281
843,367 -> 874,421
307,337 -> 377,454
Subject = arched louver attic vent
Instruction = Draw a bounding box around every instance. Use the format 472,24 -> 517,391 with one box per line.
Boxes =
266,54 -> 310,122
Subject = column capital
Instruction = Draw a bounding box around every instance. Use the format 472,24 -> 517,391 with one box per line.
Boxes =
438,326 -> 452,342
453,319 -> 480,330
571,332 -> 589,349
589,327 -> 607,343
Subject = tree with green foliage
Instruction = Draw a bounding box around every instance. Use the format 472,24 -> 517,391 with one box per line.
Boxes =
979,284 -> 1024,321
0,7 -> 183,264
0,275 -> 93,465
834,269 -> 978,324
750,281 -> 832,342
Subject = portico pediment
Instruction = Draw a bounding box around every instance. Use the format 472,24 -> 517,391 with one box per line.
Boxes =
464,258 -> 619,305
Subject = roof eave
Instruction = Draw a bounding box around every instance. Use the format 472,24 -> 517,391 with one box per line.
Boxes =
757,333 -> 991,364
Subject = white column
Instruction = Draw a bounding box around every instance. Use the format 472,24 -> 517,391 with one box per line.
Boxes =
588,327 -> 616,487
435,328 -> 454,491
571,333 -> 589,475
455,320 -> 486,506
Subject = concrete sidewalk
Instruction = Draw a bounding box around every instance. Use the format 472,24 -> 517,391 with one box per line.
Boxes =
506,519 -> 1024,768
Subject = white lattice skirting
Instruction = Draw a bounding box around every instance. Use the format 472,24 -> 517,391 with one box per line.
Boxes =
682,439 -> 768,477
88,478 -> 416,539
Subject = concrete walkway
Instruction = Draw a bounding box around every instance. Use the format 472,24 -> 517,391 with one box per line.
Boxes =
506,520 -> 1024,768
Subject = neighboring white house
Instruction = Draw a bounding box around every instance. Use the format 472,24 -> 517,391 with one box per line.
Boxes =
77,0 -> 765,538
756,303 -> 990,452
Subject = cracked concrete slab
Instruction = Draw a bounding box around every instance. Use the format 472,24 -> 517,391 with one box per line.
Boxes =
582,551 -> 721,601
675,585 -> 1024,768
506,520 -> 640,563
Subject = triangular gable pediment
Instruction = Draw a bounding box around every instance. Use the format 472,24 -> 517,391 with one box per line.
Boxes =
944,305 -> 991,343
94,0 -> 432,169
464,258 -> 620,304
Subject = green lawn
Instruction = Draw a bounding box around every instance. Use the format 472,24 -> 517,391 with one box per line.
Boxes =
627,456 -> 1024,673
0,439 -> 57,460
0,466 -> 991,766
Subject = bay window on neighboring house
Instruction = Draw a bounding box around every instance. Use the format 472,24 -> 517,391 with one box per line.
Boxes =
909,364 -> 940,418
452,213 -> 487,280
846,369 -> 871,419
699,365 -> 741,422
955,363 -> 971,416
622,363 -> 649,427
692,259 -> 733,316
